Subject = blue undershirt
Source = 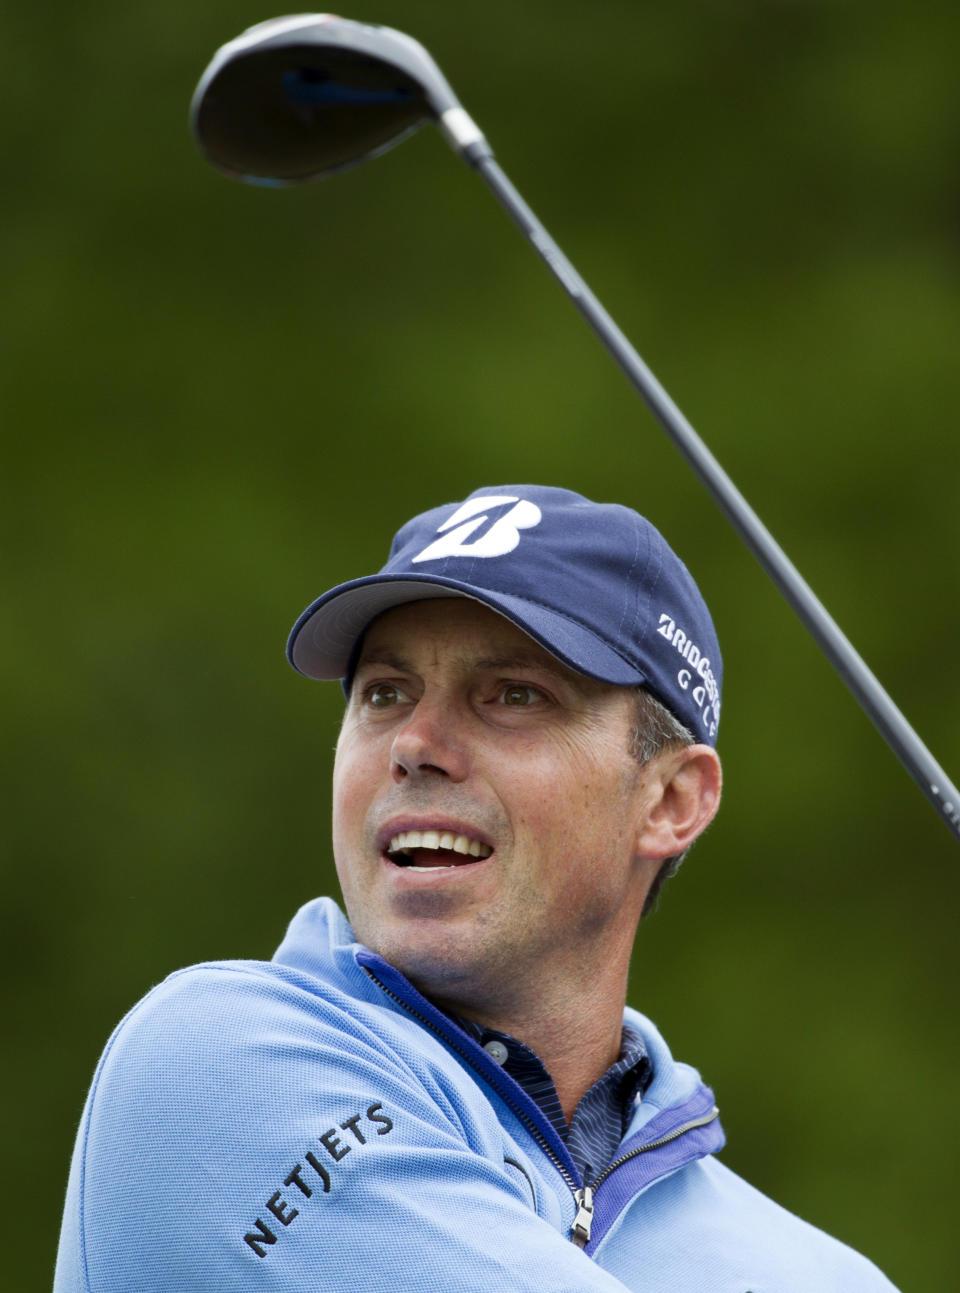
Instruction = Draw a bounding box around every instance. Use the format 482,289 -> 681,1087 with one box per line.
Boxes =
449,1015 -> 651,1184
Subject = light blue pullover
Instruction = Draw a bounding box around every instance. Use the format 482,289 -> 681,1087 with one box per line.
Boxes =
55,898 -> 898,1291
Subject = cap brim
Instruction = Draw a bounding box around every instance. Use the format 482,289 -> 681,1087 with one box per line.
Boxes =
287,573 -> 646,687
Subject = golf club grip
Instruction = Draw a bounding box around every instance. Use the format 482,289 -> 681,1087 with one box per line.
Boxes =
466,150 -> 960,844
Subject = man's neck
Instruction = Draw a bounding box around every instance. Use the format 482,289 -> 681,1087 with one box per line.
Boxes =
434,981 -> 629,1124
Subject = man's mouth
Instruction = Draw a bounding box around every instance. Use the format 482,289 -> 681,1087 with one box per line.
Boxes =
385,829 -> 494,872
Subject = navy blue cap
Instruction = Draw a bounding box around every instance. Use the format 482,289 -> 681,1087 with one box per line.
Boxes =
287,485 -> 722,744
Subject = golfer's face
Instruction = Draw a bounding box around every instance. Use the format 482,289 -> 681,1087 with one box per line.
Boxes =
331,599 -> 661,1010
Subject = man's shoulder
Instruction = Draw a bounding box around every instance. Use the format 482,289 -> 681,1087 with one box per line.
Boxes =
694,1155 -> 897,1290
595,1151 -> 897,1290
99,898 -> 380,1066
96,950 -> 407,1085
102,956 -> 336,1044
86,939 -> 499,1142
74,950 -> 507,1217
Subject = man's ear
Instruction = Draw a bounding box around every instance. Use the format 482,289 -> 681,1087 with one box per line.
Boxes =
637,745 -> 722,860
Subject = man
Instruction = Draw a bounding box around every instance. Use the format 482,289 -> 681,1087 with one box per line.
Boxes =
55,486 -> 897,1290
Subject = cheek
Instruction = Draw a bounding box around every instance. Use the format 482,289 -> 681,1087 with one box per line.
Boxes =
331,763 -> 370,910
524,756 -> 645,862
507,762 -> 604,857
331,735 -> 372,844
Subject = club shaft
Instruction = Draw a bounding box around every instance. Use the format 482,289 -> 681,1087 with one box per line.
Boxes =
464,147 -> 960,842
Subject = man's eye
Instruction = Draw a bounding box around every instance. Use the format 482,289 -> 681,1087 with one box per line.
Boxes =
500,684 -> 542,707
367,683 -> 406,708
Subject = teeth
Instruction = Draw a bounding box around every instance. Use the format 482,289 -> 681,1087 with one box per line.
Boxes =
388,830 -> 493,859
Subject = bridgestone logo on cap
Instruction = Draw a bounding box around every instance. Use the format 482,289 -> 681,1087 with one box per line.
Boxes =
412,496 -> 542,563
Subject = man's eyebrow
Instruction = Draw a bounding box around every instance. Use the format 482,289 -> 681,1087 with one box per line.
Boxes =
354,647 -> 571,679
472,653 -> 568,677
353,648 -> 412,673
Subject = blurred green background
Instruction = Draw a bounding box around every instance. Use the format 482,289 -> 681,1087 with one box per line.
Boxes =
4,0 -> 959,1287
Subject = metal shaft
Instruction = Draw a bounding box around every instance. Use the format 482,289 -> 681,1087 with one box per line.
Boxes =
449,133 -> 959,842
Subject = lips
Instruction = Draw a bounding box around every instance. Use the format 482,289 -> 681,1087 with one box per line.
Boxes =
383,827 -> 494,872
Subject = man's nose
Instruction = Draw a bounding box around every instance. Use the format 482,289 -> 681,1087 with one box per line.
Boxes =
390,697 -> 470,784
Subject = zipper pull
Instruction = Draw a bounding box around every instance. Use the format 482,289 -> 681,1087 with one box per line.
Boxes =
570,1184 -> 594,1247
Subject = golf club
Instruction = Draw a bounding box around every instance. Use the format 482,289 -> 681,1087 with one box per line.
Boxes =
191,14 -> 960,843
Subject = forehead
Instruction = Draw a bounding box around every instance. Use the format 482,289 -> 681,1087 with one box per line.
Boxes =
357,598 -> 589,686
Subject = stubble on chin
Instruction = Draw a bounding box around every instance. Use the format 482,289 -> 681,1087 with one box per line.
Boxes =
353,901 -> 518,1011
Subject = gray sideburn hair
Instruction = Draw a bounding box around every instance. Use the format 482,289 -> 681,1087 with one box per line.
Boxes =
629,688 -> 696,917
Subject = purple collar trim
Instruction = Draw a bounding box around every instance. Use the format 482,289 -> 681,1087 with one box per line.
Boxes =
585,1082 -> 725,1254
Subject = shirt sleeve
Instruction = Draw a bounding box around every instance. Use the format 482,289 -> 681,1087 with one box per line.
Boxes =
55,964 -> 633,1293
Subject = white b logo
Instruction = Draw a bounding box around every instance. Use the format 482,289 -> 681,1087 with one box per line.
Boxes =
412,496 -> 542,563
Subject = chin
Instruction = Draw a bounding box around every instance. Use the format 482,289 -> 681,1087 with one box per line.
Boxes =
361,919 -> 491,998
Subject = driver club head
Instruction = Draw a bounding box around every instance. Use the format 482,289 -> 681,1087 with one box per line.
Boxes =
191,14 -> 463,184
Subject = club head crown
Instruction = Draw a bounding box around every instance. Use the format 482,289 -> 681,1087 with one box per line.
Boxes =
191,14 -> 461,183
